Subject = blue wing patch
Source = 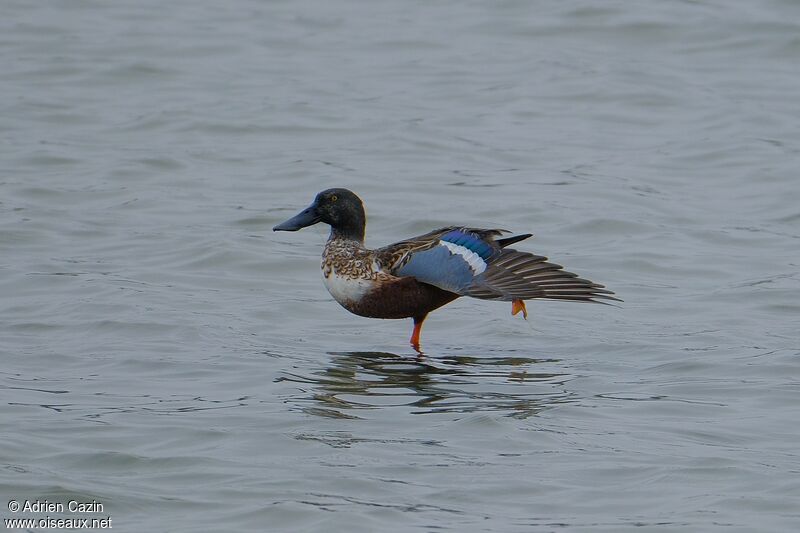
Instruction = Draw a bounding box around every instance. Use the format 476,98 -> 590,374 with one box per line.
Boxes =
441,230 -> 494,261
396,231 -> 496,294
396,246 -> 475,294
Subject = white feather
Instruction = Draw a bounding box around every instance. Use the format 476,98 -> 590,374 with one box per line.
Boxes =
322,270 -> 371,304
440,241 -> 487,275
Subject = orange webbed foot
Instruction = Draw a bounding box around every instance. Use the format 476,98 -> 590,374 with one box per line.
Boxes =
511,299 -> 528,319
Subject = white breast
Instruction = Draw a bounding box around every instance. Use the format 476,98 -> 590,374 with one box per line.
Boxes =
322,270 -> 372,305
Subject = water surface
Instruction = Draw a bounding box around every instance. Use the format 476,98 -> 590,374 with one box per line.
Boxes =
2,0 -> 799,531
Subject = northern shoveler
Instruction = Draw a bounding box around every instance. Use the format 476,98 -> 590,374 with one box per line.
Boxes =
274,188 -> 618,350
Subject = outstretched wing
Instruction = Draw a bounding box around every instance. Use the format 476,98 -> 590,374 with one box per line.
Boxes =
377,227 -> 617,303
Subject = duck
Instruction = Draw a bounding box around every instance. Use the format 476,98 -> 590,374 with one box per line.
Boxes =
273,188 -> 618,350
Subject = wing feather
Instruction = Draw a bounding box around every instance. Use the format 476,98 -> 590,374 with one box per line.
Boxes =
467,249 -> 620,303
375,227 -> 619,304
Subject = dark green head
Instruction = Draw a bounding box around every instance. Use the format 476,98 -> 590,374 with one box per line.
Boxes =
273,188 -> 366,241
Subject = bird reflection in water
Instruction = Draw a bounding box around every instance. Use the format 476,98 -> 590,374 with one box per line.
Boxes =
278,351 -> 575,419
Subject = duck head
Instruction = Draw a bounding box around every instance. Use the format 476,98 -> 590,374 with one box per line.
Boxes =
273,188 -> 366,242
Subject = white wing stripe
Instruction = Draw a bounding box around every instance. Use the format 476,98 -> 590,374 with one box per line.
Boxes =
440,241 -> 487,275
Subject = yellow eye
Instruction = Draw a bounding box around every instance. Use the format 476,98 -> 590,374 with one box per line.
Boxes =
331,195 -> 338,202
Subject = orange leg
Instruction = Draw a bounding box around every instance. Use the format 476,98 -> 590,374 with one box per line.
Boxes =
410,315 -> 426,350
511,299 -> 528,319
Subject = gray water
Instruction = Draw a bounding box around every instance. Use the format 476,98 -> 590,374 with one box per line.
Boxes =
2,0 -> 799,531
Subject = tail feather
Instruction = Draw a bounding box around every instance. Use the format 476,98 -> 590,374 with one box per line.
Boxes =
496,233 -> 533,248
